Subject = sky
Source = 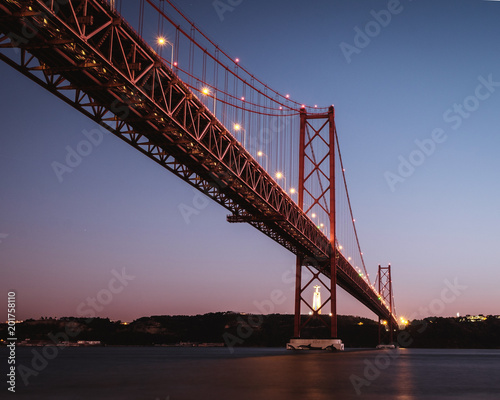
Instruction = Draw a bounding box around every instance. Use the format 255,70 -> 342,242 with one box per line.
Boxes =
1,0 -> 500,323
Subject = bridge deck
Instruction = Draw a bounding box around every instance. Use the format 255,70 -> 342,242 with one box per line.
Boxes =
0,0 -> 396,326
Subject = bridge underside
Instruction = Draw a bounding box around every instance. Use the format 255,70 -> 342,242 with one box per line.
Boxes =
0,0 -> 396,327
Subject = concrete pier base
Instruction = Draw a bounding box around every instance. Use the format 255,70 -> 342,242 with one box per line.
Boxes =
286,338 -> 344,351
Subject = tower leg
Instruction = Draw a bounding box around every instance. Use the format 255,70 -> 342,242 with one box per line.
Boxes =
294,255 -> 302,338
330,254 -> 337,338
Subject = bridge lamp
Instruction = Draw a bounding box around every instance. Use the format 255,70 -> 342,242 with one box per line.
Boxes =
311,212 -> 316,218
202,87 -> 216,114
257,151 -> 269,170
156,36 -> 174,68
275,172 -> 287,192
233,124 -> 246,148
289,187 -> 296,194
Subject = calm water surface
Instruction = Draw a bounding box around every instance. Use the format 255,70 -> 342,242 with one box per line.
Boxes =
2,347 -> 500,399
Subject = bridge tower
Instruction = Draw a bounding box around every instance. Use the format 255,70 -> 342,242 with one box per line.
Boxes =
288,105 -> 343,350
377,264 -> 395,344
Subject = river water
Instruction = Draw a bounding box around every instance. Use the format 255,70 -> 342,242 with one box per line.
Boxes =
2,347 -> 500,399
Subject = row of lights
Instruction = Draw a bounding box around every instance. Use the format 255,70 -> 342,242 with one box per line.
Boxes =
381,317 -> 409,327
156,38 -> 325,116
201,85 -> 301,199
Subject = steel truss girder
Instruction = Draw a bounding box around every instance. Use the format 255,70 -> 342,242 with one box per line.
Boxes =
0,0 -> 331,261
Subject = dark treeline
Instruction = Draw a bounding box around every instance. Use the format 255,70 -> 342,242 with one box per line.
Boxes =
2,314 -> 499,348
405,316 -> 500,349
0,313 -> 378,347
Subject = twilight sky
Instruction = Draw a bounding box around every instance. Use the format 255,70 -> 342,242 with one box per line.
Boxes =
1,0 -> 499,322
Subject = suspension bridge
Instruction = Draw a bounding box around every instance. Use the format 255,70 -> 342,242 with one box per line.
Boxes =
0,0 -> 398,347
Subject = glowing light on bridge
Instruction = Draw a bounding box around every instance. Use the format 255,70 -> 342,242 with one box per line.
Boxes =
275,171 -> 283,179
257,151 -> 268,170
201,87 -> 217,114
233,124 -> 246,148
157,36 -> 166,46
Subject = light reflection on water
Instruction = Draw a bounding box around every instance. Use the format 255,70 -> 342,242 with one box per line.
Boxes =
3,347 -> 500,399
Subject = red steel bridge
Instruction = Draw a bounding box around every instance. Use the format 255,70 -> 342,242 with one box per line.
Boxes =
0,0 -> 398,340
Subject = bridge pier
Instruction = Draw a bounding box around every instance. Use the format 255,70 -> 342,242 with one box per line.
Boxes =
288,254 -> 343,350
